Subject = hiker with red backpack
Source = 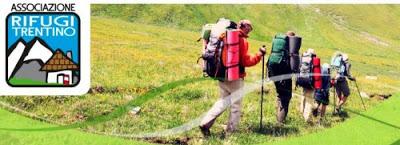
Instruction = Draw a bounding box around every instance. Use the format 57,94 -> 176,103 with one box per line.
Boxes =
331,52 -> 355,115
198,19 -> 266,137
297,48 -> 320,123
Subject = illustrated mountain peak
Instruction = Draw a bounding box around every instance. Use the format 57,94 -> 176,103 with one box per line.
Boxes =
7,37 -> 26,57
8,37 -> 54,79
25,37 -> 53,51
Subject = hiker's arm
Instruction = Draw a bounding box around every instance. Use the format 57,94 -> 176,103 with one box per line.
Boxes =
346,63 -> 355,81
241,41 -> 263,67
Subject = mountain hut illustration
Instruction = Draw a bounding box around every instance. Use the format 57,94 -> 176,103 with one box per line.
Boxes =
41,50 -> 79,85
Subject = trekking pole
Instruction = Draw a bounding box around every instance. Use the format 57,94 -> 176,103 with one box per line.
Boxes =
260,45 -> 266,131
354,80 -> 367,111
332,80 -> 336,114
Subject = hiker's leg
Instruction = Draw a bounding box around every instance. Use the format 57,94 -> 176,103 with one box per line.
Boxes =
299,89 -> 306,114
227,98 -> 242,132
276,79 -> 292,123
339,80 -> 350,108
320,105 -> 326,117
315,102 -> 321,109
280,95 -> 291,122
316,102 -> 321,113
335,84 -> 343,108
283,79 -> 292,119
227,80 -> 244,132
274,81 -> 283,123
303,89 -> 314,121
318,91 -> 329,118
339,96 -> 347,107
275,81 -> 285,123
200,81 -> 231,129
317,104 -> 327,125
276,96 -> 288,123
313,102 -> 321,117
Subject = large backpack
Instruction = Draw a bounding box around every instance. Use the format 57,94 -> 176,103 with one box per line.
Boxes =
198,24 -> 214,42
331,53 -> 347,76
199,18 -> 237,80
268,34 -> 289,66
296,51 -> 315,89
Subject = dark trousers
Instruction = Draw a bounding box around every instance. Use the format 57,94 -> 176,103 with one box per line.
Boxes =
274,79 -> 292,123
268,61 -> 293,123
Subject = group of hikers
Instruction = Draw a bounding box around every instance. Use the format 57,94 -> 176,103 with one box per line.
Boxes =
198,18 -> 357,138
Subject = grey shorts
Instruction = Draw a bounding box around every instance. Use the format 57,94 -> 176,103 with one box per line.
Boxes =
335,80 -> 350,97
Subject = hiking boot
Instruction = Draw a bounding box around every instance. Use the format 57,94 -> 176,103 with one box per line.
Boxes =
317,118 -> 324,127
275,122 -> 284,127
199,126 -> 211,138
312,108 -> 319,117
222,130 -> 232,139
337,108 -> 344,114
338,109 -> 348,118
333,108 -> 340,116
306,119 -> 314,126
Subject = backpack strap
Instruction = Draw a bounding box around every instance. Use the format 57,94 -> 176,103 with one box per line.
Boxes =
271,50 -> 284,53
226,42 -> 240,46
225,64 -> 240,68
196,56 -> 202,64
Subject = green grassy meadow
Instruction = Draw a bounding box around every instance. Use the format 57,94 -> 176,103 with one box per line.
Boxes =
8,77 -> 63,86
0,5 -> 400,145
1,93 -> 399,145
8,77 -> 47,86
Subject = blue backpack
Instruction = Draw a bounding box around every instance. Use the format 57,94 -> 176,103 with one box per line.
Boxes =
314,64 -> 331,104
321,65 -> 331,90
331,54 -> 347,76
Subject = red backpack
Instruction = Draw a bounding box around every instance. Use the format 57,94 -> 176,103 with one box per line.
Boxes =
312,57 -> 322,89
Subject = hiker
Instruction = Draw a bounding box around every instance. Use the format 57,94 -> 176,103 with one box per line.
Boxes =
199,19 -> 266,137
313,63 -> 332,123
331,52 -> 355,115
267,31 -> 296,125
297,48 -> 318,123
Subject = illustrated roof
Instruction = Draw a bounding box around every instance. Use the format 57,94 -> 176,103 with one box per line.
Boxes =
41,49 -> 79,71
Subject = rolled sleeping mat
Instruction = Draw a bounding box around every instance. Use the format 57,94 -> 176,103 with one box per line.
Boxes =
288,36 -> 302,54
290,55 -> 300,73
312,57 -> 322,89
288,36 -> 302,73
226,29 -> 240,81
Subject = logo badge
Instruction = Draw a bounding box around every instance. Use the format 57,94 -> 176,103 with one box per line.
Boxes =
0,2 -> 90,95
6,13 -> 80,87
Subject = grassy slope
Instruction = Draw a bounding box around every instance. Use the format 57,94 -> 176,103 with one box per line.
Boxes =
91,4 -> 400,91
0,108 -> 150,145
268,93 -> 400,145
0,4 -> 399,145
0,94 -> 399,145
